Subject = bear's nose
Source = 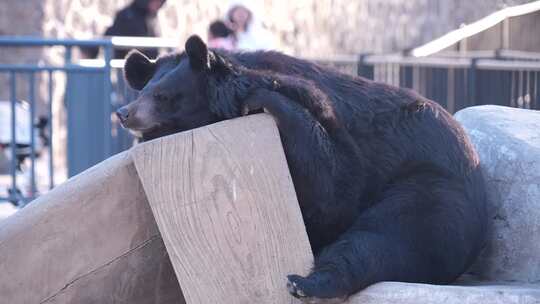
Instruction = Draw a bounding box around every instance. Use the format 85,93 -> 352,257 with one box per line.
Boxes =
116,107 -> 130,123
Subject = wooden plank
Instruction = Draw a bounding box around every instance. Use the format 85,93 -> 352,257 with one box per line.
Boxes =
131,114 -> 313,304
0,151 -> 184,304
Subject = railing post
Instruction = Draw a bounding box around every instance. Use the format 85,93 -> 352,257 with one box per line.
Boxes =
9,72 -> 18,205
65,46 -> 72,64
47,70 -> 55,189
357,53 -> 373,79
27,72 -> 36,204
468,58 -> 478,107
103,42 -> 113,157
531,72 -> 540,110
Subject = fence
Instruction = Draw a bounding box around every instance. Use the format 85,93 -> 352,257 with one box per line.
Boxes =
313,50 -> 540,113
356,51 -> 540,113
1,37 -> 540,206
0,37 -> 177,205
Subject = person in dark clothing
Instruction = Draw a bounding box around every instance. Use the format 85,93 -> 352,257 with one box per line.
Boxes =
209,20 -> 234,39
207,20 -> 235,50
81,0 -> 166,59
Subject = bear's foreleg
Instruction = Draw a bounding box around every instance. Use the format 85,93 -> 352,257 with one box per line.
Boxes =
242,88 -> 341,217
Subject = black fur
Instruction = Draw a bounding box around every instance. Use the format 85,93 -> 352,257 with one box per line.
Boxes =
121,35 -> 488,301
185,35 -> 211,70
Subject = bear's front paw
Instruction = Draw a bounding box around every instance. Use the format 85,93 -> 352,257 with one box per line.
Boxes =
286,274 -> 347,304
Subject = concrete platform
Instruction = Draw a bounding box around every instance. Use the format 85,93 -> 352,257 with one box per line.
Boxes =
350,281 -> 540,304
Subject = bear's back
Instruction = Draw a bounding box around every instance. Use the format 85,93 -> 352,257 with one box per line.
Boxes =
220,50 -> 478,181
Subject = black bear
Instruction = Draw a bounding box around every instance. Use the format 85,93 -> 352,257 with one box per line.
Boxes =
118,35 -> 487,302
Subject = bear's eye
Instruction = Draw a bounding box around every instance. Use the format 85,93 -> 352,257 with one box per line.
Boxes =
153,93 -> 170,102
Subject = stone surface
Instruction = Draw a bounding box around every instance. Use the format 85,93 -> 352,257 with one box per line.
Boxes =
349,281 -> 540,304
455,105 -> 540,283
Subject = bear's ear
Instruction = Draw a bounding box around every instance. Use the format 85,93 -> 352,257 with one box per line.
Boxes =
185,35 -> 210,70
124,50 -> 156,91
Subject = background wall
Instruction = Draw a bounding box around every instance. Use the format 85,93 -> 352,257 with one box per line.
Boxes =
1,0 -> 535,58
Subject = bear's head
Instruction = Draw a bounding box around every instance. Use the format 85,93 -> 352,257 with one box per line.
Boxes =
117,35 -> 253,140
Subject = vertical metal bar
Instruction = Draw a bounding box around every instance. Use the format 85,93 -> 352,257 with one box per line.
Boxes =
447,68 -> 455,113
357,53 -> 373,79
65,46 -> 73,64
395,64 -> 400,87
357,54 -> 366,77
393,64 -> 399,86
9,72 -> 17,204
48,70 -> 54,189
103,43 -> 113,157
468,59 -> 478,107
510,71 -> 515,107
526,71 -> 531,109
413,66 -> 420,93
518,70 -> 524,108
531,72 -> 540,110
419,67 -> 426,97
28,72 -> 36,200
399,64 -> 404,87
387,63 -> 391,85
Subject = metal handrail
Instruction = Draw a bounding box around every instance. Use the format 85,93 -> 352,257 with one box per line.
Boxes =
0,64 -> 107,72
364,54 -> 472,68
360,53 -> 540,71
0,36 -> 180,49
496,49 -> 540,61
0,36 -> 112,47
110,36 -> 179,49
476,59 -> 540,71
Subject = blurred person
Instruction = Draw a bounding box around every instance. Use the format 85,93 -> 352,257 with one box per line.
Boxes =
207,20 -> 235,51
226,0 -> 276,51
81,0 -> 167,59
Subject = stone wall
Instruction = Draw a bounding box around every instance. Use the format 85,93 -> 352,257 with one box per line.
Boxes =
1,0 -> 534,58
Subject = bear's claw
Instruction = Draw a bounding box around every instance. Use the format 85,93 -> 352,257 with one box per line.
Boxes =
286,275 -> 347,304
287,276 -> 307,298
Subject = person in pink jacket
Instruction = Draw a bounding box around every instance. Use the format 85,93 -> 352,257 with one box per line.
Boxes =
225,0 -> 276,51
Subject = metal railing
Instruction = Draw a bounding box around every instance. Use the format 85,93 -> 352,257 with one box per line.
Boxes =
0,39 -> 99,204
356,52 -> 540,113
311,50 -> 540,113
0,36 -> 177,205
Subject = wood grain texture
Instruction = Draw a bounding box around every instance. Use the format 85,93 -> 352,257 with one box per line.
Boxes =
0,151 -> 184,304
131,114 -> 313,304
